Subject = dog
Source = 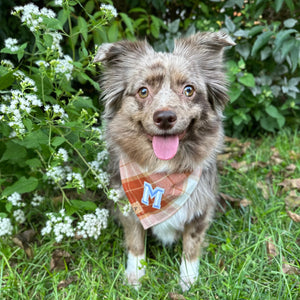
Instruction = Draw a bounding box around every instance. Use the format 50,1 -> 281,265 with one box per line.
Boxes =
94,31 -> 235,291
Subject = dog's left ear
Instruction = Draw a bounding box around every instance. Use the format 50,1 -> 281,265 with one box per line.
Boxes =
174,32 -> 235,111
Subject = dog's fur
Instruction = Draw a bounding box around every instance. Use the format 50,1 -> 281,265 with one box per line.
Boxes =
94,32 -> 235,291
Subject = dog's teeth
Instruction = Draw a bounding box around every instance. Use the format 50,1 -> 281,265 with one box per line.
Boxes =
152,135 -> 179,160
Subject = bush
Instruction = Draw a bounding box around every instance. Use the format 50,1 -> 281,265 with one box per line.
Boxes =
0,1 -> 117,240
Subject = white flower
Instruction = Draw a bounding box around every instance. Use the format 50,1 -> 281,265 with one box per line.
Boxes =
0,218 -> 13,237
51,55 -> 73,80
12,3 -> 56,32
46,166 -> 66,184
100,4 -> 118,18
76,208 -> 109,239
96,170 -> 110,189
107,189 -> 120,203
35,60 -> 50,68
7,192 -> 25,207
13,209 -> 26,223
66,172 -> 85,190
54,0 -> 63,6
96,150 -> 109,164
1,59 -> 14,69
41,210 -> 75,243
31,193 -> 44,206
48,32 -> 63,56
121,203 -> 132,217
4,38 -> 19,52
56,148 -> 69,162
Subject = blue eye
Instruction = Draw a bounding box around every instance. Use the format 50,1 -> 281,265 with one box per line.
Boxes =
183,85 -> 195,97
138,87 -> 149,98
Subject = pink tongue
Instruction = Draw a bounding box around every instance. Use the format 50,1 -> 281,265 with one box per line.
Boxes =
152,135 -> 179,160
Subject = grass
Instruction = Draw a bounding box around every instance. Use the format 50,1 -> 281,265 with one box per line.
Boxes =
1,129 -> 300,299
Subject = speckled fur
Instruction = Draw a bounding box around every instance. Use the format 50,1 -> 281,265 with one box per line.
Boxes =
94,31 -> 235,290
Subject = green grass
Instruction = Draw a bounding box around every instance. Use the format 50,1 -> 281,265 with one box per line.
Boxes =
1,130 -> 300,299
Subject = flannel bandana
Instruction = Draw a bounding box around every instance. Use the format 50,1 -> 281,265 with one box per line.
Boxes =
119,155 -> 202,229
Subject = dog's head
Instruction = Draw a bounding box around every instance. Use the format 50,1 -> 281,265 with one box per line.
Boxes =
95,32 -> 235,172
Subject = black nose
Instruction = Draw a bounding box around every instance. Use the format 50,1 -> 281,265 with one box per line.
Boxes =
153,110 -> 177,130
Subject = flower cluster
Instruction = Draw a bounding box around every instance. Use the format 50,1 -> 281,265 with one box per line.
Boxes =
51,55 -> 74,80
7,192 -> 25,207
0,71 -> 43,136
41,209 -> 74,243
0,218 -> 13,237
13,209 -> 26,224
41,208 -> 109,242
75,208 -> 109,239
46,164 -> 85,190
4,38 -> 19,52
100,4 -> 118,18
12,3 -> 56,32
31,193 -> 45,207
55,148 -> 69,162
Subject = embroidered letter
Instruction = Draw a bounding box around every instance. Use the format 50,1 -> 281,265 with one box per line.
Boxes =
141,182 -> 165,209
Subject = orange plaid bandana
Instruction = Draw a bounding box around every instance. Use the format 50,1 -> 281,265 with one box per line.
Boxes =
119,155 -> 202,229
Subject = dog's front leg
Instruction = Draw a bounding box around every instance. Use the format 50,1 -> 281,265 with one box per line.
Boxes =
180,213 -> 210,291
120,214 -> 146,288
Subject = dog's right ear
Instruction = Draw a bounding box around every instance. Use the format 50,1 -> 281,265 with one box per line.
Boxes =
94,40 -> 152,66
93,43 -> 114,64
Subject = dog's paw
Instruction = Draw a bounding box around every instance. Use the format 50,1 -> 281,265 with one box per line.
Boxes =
125,252 -> 146,289
179,259 -> 199,292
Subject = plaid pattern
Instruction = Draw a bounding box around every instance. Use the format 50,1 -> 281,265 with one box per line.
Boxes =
119,155 -> 202,229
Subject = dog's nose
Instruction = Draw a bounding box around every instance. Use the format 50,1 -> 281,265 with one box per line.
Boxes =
153,110 -> 177,130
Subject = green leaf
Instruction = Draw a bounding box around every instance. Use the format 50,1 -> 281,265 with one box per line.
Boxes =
168,19 -> 180,33
52,136 -> 66,147
228,83 -> 243,103
274,29 -> 296,53
0,71 -> 15,90
119,13 -> 134,34
107,22 -> 119,42
275,0 -> 284,12
285,0 -> 295,11
266,105 -> 281,118
26,158 -> 42,168
65,199 -> 97,215
238,73 -> 255,87
42,17 -> 63,31
78,16 -> 88,41
3,176 -> 39,197
251,31 -> 273,56
225,15 -> 235,33
284,18 -> 297,28
260,47 -> 272,61
248,26 -> 264,37
0,141 -> 27,162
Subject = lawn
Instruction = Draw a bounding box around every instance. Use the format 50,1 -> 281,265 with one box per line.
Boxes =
1,130 -> 299,300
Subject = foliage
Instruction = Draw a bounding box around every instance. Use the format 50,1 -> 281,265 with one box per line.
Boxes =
0,1 -> 118,240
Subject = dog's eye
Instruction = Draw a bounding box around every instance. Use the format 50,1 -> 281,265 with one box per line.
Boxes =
138,87 -> 149,99
183,85 -> 195,97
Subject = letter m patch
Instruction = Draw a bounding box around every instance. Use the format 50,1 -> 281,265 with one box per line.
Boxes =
141,182 -> 165,209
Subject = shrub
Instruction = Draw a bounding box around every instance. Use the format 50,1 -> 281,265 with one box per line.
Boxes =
0,1 -> 118,241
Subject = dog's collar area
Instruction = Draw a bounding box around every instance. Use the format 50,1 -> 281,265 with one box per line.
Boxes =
119,155 -> 202,229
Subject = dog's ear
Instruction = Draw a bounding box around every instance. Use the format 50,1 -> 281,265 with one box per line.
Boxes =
174,32 -> 235,111
94,40 -> 152,119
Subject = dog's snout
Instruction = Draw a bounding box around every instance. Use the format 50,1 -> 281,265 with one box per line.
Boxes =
153,110 -> 177,130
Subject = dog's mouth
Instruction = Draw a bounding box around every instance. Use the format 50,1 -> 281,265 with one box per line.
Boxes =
146,131 -> 186,161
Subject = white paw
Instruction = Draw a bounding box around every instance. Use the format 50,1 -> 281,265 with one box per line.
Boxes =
125,252 -> 146,289
179,259 -> 199,292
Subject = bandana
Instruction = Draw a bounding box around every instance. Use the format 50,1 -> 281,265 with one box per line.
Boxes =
119,155 -> 202,229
